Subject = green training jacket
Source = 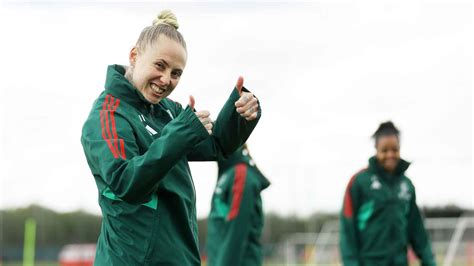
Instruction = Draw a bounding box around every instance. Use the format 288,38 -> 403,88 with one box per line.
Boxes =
81,65 -> 260,265
206,147 -> 270,266
340,156 -> 436,266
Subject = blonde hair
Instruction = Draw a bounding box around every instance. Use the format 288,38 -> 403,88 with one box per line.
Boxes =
136,10 -> 187,52
125,10 -> 186,81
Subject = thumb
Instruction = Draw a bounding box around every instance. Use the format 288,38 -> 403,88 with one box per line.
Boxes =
235,76 -> 244,95
189,95 -> 195,110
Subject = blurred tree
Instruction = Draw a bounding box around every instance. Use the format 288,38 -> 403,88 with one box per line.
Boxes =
0,205 -> 101,247
1,204 -> 470,261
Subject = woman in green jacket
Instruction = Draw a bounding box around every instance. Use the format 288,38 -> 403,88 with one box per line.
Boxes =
340,121 -> 436,266
81,10 -> 261,265
206,144 -> 270,266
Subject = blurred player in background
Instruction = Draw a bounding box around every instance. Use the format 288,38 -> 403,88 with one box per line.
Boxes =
206,144 -> 270,266
340,121 -> 436,266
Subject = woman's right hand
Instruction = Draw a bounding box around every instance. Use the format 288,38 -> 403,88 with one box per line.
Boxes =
234,76 -> 259,121
189,96 -> 213,135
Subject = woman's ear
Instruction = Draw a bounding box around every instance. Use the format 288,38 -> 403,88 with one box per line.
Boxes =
129,47 -> 138,66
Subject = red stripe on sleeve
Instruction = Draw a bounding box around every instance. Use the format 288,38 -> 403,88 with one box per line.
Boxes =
111,97 -> 126,159
343,168 -> 366,218
119,139 -> 126,159
100,95 -> 118,158
227,163 -> 247,221
104,96 -> 117,154
109,96 -> 123,158
343,176 -> 356,218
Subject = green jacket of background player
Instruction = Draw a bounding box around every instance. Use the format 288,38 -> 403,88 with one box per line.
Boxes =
206,145 -> 270,266
340,156 -> 436,266
81,65 -> 260,265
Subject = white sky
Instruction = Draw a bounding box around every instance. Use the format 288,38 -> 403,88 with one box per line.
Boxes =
0,1 -> 472,218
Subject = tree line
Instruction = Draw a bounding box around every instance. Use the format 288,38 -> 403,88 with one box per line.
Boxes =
0,204 -> 469,260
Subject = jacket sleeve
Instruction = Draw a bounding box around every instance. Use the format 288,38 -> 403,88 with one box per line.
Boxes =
215,164 -> 255,266
340,175 -> 361,266
408,188 -> 437,266
187,87 -> 261,161
81,104 -> 209,204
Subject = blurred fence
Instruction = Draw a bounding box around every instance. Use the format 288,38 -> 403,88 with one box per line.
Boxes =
277,216 -> 474,266
2,215 -> 473,265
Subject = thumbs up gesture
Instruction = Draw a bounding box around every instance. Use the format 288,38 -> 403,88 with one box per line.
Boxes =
234,76 -> 259,121
189,95 -> 213,135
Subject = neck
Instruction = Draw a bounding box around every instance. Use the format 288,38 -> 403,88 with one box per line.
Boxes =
124,66 -> 133,82
385,168 -> 395,175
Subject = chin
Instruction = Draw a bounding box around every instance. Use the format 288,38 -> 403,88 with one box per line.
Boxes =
384,164 -> 396,172
146,95 -> 161,104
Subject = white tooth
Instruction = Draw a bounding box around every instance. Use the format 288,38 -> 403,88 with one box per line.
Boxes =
151,84 -> 161,94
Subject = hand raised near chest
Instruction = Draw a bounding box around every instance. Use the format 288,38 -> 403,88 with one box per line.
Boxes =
189,95 -> 212,135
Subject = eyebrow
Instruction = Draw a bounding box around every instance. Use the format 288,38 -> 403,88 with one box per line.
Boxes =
156,59 -> 169,67
157,59 -> 183,72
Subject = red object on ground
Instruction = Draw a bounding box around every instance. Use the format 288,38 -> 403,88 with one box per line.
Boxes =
467,241 -> 473,266
58,244 -> 96,266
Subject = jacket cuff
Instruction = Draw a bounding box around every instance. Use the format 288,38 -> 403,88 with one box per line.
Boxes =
231,86 -> 262,119
177,106 -> 210,144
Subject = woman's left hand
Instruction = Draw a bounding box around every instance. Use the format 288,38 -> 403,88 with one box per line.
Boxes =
189,96 -> 213,134
234,76 -> 259,121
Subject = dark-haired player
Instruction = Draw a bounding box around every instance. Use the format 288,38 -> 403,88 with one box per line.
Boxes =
339,121 -> 436,266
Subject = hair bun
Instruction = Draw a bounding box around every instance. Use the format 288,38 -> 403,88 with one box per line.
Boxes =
152,10 -> 179,29
372,120 -> 400,139
379,121 -> 396,131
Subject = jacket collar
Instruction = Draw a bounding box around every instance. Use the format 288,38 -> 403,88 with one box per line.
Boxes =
104,64 -> 153,112
368,156 -> 410,180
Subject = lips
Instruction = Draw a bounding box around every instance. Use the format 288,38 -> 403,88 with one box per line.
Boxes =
384,158 -> 398,169
150,83 -> 166,97
386,158 -> 398,164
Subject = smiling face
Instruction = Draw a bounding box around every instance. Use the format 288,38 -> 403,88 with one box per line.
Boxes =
128,35 -> 187,104
375,135 -> 400,173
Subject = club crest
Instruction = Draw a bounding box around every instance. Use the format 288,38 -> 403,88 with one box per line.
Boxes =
398,181 -> 412,201
370,175 -> 381,190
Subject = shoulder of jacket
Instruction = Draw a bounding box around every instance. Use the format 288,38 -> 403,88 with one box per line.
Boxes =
98,93 -> 139,115
92,93 -> 121,109
352,167 -> 371,182
242,168 -> 260,188
402,175 -> 415,187
246,165 -> 267,182
84,93 -> 135,131
220,163 -> 252,182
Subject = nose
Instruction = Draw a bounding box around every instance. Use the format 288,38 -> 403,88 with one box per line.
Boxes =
386,150 -> 398,159
160,72 -> 171,86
